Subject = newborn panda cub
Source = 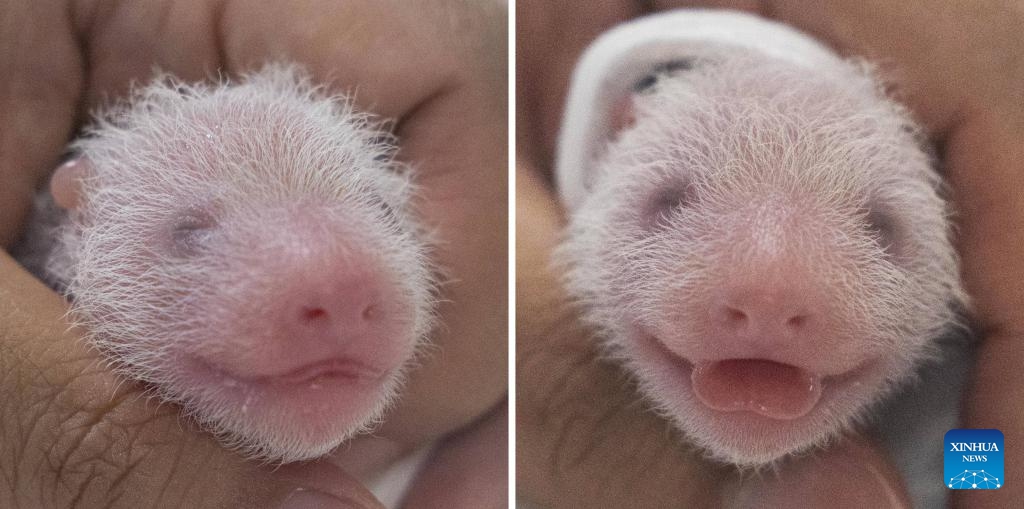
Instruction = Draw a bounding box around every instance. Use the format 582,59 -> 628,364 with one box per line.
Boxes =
18,65 -> 435,463
556,10 -> 965,466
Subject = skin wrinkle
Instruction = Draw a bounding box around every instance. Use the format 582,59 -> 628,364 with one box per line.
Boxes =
64,463 -> 92,509
50,431 -> 104,505
545,337 -> 605,418
47,388 -> 144,505
5,391 -> 31,503
519,309 -> 727,506
35,368 -> 104,492
517,315 -> 598,470
516,213 -> 595,477
393,84 -> 464,184
551,361 -> 633,463
0,250 -> 218,507
97,454 -> 138,504
522,163 -> 702,507
582,390 -> 658,481
148,444 -> 182,508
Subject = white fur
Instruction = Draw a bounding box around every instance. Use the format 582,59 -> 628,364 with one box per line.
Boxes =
556,10 -> 965,466
20,64 -> 437,463
557,9 -> 843,212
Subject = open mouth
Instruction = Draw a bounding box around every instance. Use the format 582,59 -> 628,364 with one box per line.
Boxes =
637,331 -> 874,422
690,358 -> 823,420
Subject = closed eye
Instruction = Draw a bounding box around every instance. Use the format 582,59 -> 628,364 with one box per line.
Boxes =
643,183 -> 695,230
170,206 -> 217,256
865,208 -> 899,258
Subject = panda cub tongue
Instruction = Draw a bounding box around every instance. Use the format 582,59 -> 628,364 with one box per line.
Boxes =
691,359 -> 823,420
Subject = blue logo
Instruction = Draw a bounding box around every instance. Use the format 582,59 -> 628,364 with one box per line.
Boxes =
944,429 -> 1004,489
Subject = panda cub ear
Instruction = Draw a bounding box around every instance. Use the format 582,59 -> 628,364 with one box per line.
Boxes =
50,157 -> 92,211
610,58 -> 698,134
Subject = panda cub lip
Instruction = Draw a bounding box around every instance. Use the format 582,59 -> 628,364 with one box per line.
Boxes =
270,358 -> 384,385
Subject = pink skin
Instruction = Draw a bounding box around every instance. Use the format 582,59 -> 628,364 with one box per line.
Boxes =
615,190 -> 902,461
39,67 -> 435,463
560,52 -> 961,465
173,235 -> 416,440
51,156 -> 420,458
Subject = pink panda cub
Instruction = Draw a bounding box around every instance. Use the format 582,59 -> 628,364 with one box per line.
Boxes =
556,10 -> 965,466
21,64 -> 436,465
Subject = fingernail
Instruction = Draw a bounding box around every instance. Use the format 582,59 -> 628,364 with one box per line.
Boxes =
280,487 -> 360,509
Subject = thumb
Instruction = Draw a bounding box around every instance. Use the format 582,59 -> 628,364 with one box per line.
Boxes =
0,253 -> 383,509
724,437 -> 911,509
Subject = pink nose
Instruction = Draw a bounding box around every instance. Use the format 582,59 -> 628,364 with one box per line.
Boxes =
289,272 -> 388,342
712,294 -> 814,336
705,280 -> 823,358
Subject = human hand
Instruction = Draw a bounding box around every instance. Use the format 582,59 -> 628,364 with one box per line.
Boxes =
1,0 -> 506,506
0,251 -> 389,508
760,2 -> 1024,507
518,1 -> 1022,507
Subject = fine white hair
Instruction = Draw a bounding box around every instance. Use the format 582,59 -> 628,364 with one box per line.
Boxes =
34,64 -> 437,462
557,11 -> 964,465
